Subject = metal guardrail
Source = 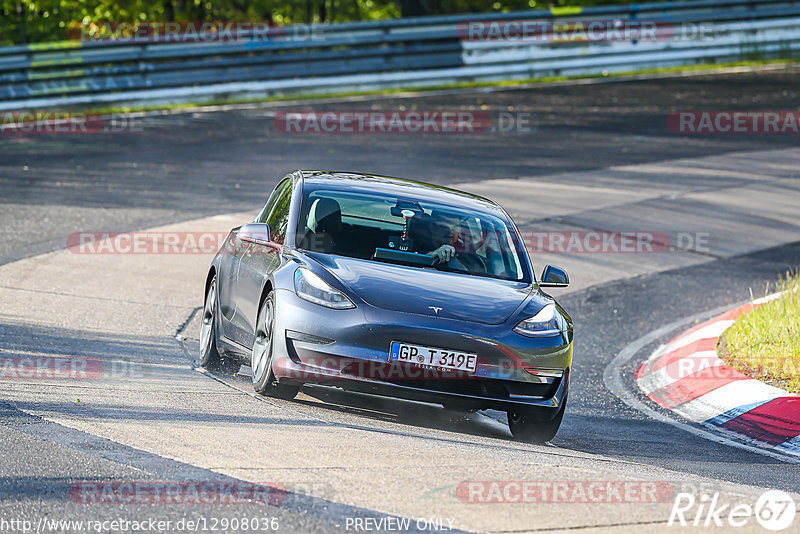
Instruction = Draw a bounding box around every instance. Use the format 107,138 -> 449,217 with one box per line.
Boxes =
0,0 -> 798,110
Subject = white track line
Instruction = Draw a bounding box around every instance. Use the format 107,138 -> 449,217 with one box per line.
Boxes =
659,320 -> 734,355
637,350 -> 724,394
674,379 -> 788,424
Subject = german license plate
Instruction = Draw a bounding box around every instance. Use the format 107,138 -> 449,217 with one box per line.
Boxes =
389,342 -> 477,373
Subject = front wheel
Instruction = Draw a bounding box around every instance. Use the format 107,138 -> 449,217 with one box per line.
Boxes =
251,293 -> 300,400
507,397 -> 566,443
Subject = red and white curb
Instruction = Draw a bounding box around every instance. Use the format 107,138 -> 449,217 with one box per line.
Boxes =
635,293 -> 800,456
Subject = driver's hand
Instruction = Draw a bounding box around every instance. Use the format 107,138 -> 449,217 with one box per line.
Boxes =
429,244 -> 455,263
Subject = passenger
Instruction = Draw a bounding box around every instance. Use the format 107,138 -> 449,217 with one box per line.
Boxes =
300,197 -> 343,253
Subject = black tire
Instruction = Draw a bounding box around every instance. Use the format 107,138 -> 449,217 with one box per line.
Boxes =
251,292 -> 300,400
199,276 -> 239,374
507,396 -> 566,443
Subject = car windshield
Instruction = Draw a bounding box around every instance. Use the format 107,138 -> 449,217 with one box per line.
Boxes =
295,187 -> 528,282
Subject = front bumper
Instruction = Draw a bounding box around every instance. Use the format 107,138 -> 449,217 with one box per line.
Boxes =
269,288 -> 572,413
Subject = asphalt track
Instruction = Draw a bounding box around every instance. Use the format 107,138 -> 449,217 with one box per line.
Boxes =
1,66 -> 800,533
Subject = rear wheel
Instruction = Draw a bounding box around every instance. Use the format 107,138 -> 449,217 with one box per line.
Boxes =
251,292 -> 300,400
199,277 -> 240,374
507,396 -> 566,443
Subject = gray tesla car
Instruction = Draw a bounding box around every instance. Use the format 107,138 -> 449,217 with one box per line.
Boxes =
201,171 -> 573,442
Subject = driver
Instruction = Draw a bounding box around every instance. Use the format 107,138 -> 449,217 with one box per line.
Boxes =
412,209 -> 467,270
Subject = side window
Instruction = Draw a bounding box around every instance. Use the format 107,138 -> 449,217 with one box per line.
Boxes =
257,179 -> 293,245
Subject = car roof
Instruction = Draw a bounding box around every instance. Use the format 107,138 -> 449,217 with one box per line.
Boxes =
297,171 -> 504,214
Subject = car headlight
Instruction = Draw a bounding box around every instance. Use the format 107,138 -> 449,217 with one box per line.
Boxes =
294,267 -> 355,309
513,303 -> 565,337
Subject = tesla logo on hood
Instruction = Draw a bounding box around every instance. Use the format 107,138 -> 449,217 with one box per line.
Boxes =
428,306 -> 443,314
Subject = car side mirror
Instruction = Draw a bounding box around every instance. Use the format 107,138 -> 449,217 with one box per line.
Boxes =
539,265 -> 569,288
238,223 -> 272,247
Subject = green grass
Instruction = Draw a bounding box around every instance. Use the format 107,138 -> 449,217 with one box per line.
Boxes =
718,273 -> 800,394
79,57 -> 800,116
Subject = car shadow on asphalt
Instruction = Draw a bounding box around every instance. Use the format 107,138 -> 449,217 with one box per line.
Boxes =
224,368 -> 517,443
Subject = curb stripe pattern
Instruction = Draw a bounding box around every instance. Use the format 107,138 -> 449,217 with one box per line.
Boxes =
636,294 -> 800,456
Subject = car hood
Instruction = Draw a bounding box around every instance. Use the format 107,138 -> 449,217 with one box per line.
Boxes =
306,253 -> 532,325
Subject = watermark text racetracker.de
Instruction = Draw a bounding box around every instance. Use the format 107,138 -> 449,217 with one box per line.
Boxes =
660,353 -> 797,382
72,20 -> 322,43
458,19 -> 714,43
0,355 -> 103,380
0,355 -> 167,381
70,481 -> 286,505
521,230 -> 669,254
67,232 -> 233,255
521,231 -> 711,254
272,110 -> 535,134
0,111 -> 144,134
66,230 -> 713,255
668,111 -> 800,134
457,480 -> 675,503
